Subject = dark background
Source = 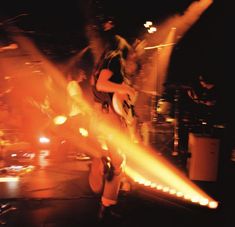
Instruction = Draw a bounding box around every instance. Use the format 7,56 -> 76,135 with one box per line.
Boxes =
0,0 -> 228,124
0,0 -> 224,66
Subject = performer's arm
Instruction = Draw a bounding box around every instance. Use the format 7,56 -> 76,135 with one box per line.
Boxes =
96,69 -> 135,97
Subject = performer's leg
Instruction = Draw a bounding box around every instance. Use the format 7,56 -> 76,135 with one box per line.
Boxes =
102,149 -> 124,205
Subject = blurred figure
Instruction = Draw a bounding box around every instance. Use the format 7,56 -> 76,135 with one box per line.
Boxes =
89,19 -> 139,222
66,67 -> 88,116
187,74 -> 218,125
65,56 -> 92,161
188,75 -> 217,106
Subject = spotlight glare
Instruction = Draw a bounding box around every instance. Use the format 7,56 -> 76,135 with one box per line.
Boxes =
169,189 -> 176,195
53,115 -> 67,125
150,183 -> 157,188
0,177 -> 19,182
156,185 -> 163,190
191,196 -> 200,203
184,194 -> 191,200
144,181 -> 151,186
199,198 -> 209,206
208,201 -> 219,209
138,178 -> 145,185
147,27 -> 157,34
79,128 -> 89,137
176,191 -> 183,197
144,21 -> 153,28
163,186 -> 170,192
39,136 -> 50,144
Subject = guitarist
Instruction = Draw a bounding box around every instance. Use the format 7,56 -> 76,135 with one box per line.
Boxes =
90,31 -> 138,221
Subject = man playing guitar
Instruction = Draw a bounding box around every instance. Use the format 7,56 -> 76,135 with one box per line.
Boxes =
90,33 -> 139,221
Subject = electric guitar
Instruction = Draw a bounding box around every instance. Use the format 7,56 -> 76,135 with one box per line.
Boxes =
112,89 -> 138,125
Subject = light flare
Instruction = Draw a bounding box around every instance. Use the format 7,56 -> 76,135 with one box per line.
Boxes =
0,177 -> 19,182
39,136 -> 50,144
53,115 -> 67,125
79,128 -> 89,137
0,22 -> 218,209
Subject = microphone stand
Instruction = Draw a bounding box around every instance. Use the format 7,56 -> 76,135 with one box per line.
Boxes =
172,88 -> 180,156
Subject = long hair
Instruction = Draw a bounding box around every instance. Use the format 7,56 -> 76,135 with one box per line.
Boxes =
104,35 -> 133,60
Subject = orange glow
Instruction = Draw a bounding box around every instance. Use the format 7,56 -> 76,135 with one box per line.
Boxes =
155,27 -> 176,94
0,24 -> 218,209
53,115 -> 67,125
208,201 -> 219,209
134,0 -> 213,96
199,198 -> 209,206
169,189 -> 176,195
0,177 -> 19,182
39,136 -> 50,144
79,128 -> 89,137
124,165 -> 216,208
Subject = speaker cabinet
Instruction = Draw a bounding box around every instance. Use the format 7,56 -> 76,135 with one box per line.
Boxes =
187,133 -> 220,181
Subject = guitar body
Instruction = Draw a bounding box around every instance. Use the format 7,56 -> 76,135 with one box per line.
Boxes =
112,92 -> 137,125
112,92 -> 141,143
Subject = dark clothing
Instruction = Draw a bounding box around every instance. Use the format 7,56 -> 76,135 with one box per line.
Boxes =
194,85 -> 217,105
102,55 -> 123,84
89,50 -> 126,208
187,84 -> 222,126
92,52 -> 123,106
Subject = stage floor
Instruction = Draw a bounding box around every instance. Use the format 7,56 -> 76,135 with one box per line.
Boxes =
0,152 -> 234,227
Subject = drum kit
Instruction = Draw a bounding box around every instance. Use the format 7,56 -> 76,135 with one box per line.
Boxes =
138,82 -> 226,160
137,88 -> 174,153
138,83 -> 201,157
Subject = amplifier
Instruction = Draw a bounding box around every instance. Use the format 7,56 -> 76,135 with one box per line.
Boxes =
187,133 -> 220,181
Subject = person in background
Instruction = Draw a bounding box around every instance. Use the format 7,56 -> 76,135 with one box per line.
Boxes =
65,57 -> 92,161
187,74 -> 218,125
188,75 -> 217,106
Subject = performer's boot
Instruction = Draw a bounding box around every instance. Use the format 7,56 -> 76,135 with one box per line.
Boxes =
97,203 -> 122,222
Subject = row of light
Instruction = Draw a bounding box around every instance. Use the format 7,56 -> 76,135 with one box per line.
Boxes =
133,176 -> 218,209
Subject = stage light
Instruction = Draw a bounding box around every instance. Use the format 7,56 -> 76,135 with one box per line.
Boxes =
39,136 -> 50,144
156,184 -> 163,190
199,198 -> 209,206
208,201 -> 219,209
79,128 -> 89,137
0,177 -> 19,182
148,26 -> 157,34
191,196 -> 200,203
163,186 -> 170,192
53,115 -> 67,125
169,189 -> 176,195
144,21 -> 153,28
176,191 -> 183,197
